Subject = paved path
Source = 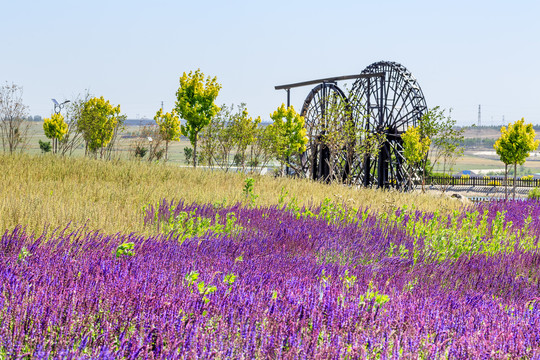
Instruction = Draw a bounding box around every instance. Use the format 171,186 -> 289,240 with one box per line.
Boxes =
424,184 -> 529,199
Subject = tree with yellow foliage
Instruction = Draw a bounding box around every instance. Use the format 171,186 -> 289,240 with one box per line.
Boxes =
43,113 -> 68,153
79,96 -> 121,157
231,104 -> 261,171
154,109 -> 181,161
269,104 -> 308,175
494,118 -> 539,199
175,69 -> 221,168
401,125 -> 431,191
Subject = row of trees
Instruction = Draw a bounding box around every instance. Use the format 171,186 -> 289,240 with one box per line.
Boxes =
40,95 -> 125,158
402,113 -> 539,199
153,69 -> 307,173
6,72 -> 536,199
1,73 -> 308,173
0,83 -> 125,158
0,77 -> 464,187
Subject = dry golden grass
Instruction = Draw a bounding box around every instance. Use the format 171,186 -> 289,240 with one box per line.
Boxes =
0,154 -> 462,235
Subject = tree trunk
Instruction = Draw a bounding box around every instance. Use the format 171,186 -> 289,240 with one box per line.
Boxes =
504,163 -> 508,200
165,140 -> 169,161
513,163 -> 517,200
250,146 -> 254,172
193,137 -> 197,168
421,165 -> 426,193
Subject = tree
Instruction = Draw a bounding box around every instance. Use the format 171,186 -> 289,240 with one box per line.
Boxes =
250,124 -> 276,172
203,104 -> 254,172
38,140 -> 51,153
79,96 -> 121,158
132,124 -> 164,162
419,107 -> 464,190
231,104 -> 260,171
199,113 -> 220,169
58,92 -> 89,156
43,113 -> 68,153
318,92 -> 353,182
199,103 -> 239,170
175,69 -> 221,168
494,118 -> 539,200
269,104 -> 308,175
313,91 -> 386,184
401,126 -> 431,191
199,108 -> 222,169
214,104 -> 237,171
154,108 -> 181,161
103,114 -> 126,160
0,83 -> 29,153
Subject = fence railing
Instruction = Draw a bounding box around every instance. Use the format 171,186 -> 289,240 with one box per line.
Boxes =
425,176 -> 540,188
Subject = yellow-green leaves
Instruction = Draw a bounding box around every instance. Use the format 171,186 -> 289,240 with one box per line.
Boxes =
175,69 -> 221,167
269,104 -> 308,165
43,113 -> 69,153
494,118 -> 539,199
43,113 -> 68,142
494,118 -> 539,166
402,125 -> 431,189
401,126 -> 431,166
231,105 -> 261,169
154,108 -> 181,160
154,109 -> 181,142
233,107 -> 260,149
79,96 -> 121,154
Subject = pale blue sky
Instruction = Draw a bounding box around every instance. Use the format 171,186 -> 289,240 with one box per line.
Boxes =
2,0 -> 539,125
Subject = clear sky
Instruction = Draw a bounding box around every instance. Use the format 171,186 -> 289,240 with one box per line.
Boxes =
2,0 -> 539,126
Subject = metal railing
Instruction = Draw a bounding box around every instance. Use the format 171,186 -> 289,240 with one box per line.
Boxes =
425,176 -> 540,188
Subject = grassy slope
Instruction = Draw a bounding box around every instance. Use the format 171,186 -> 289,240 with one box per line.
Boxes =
0,154 -> 462,235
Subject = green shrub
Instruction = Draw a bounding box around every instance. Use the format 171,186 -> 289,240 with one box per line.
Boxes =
183,147 -> 193,165
134,145 -> 147,158
39,140 -> 51,153
528,187 -> 540,200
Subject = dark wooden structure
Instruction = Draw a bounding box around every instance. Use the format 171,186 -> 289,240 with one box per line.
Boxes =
276,61 -> 427,189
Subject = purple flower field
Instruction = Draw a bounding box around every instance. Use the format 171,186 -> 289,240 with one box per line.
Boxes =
2,200 -> 540,359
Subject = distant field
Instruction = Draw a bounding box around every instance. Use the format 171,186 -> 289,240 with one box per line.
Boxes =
434,152 -> 540,175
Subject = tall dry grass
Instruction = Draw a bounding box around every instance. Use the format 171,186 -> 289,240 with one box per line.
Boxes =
0,153 -> 462,235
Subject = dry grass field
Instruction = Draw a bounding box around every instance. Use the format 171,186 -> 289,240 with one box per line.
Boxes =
7,122 -> 536,238
0,153 -> 463,236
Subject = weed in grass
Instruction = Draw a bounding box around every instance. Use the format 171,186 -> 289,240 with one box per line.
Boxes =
148,206 -> 243,242
242,177 -> 258,207
115,242 -> 134,258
